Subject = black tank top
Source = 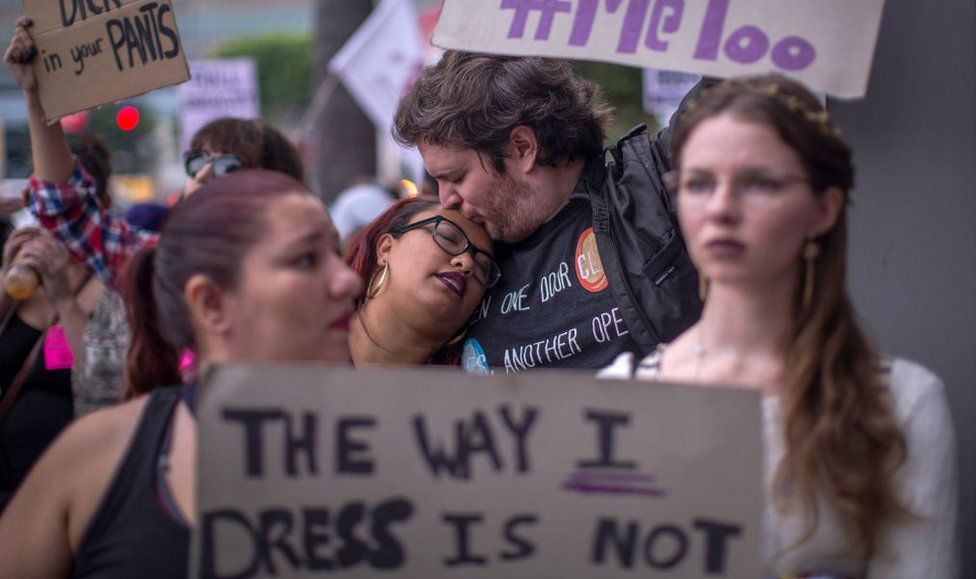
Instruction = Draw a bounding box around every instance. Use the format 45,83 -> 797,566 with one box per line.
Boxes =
73,387 -> 189,578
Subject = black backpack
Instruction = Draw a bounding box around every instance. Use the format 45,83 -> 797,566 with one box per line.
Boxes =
583,122 -> 702,354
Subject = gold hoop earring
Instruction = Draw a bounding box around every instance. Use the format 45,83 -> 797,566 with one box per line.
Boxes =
802,240 -> 820,308
366,262 -> 389,299
445,330 -> 466,347
699,275 -> 709,301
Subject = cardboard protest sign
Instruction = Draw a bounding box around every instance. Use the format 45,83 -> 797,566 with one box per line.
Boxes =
178,59 -> 260,151
24,0 -> 190,123
192,364 -> 762,578
643,68 -> 701,128
433,0 -> 886,98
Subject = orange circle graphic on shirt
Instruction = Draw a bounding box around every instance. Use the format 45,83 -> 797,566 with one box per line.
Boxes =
575,227 -> 608,293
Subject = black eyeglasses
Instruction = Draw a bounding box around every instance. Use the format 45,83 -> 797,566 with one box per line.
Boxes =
395,216 -> 502,288
183,150 -> 245,179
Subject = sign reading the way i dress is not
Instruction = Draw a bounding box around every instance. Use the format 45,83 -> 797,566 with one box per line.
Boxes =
192,364 -> 762,578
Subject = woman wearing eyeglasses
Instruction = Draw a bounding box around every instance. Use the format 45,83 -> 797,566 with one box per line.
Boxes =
3,18 -> 303,290
601,75 -> 957,577
345,197 -> 500,366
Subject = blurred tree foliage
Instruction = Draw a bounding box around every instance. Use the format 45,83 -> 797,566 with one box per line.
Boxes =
79,103 -> 158,174
573,60 -> 657,142
210,32 -> 653,143
213,33 -> 313,118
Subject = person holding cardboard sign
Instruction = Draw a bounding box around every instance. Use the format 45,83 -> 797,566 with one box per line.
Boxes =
0,170 -> 361,577
4,17 -> 304,292
601,75 -> 958,577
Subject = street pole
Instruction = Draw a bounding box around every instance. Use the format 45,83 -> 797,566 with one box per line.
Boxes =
313,0 -> 376,203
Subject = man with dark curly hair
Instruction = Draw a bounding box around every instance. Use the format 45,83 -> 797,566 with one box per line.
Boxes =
394,51 -> 702,375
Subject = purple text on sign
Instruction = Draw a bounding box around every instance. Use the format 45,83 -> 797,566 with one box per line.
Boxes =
693,0 -> 816,70
645,0 -> 685,52
501,0 -> 573,40
569,0 -> 687,53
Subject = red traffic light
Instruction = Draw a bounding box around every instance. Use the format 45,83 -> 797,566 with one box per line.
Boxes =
116,105 -> 140,131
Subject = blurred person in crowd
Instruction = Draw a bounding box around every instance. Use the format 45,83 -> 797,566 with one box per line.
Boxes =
330,179 -> 398,246
59,137 -> 133,418
4,17 -> 304,291
394,52 -> 703,375
0,136 -> 117,508
124,203 -> 170,234
0,227 -> 101,512
601,75 -> 958,577
0,170 -> 360,577
344,196 -> 499,366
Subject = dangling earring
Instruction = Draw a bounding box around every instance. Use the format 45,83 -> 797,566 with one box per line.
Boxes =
802,240 -> 820,308
366,262 -> 389,299
698,275 -> 709,302
445,330 -> 466,347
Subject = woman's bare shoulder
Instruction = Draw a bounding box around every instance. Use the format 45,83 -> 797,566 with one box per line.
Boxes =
0,395 -> 153,575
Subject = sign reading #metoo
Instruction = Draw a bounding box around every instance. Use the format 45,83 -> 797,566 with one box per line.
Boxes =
433,0 -> 886,98
24,0 -> 190,123
191,365 -> 762,578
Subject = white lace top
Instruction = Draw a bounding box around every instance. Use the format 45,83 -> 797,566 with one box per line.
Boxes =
599,350 -> 959,578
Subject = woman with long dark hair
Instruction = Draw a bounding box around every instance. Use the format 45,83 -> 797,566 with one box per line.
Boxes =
0,170 -> 361,577
602,75 -> 957,577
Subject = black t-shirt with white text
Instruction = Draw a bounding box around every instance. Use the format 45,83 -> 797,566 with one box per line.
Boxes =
461,198 -> 637,374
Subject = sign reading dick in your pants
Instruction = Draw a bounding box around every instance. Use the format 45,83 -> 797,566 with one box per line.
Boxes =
191,365 -> 762,578
433,0 -> 887,98
24,0 -> 190,123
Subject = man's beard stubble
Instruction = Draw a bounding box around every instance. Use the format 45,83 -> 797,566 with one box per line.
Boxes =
484,173 -> 547,244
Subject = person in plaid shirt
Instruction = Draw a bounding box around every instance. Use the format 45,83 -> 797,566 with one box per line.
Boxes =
8,16 -> 305,290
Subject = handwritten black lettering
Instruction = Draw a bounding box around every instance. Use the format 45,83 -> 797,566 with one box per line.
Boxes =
336,416 -> 376,475
590,517 -> 745,572
259,509 -> 302,574
200,498 -> 414,577
442,513 -> 488,567
643,524 -> 687,569
69,38 -> 104,75
693,519 -> 742,573
577,409 -> 637,470
222,408 -> 286,477
591,518 -> 639,568
42,50 -> 64,73
497,405 -> 538,473
201,510 -> 261,578
500,514 -> 538,561
412,407 -> 537,479
105,1 -> 180,73
221,408 -> 317,478
60,0 -> 122,27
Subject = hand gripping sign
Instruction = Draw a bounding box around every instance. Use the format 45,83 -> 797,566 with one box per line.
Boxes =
24,0 -> 190,123
432,0 -> 887,99
192,364 -> 762,578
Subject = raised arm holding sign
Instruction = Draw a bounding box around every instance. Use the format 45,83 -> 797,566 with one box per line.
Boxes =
23,0 -> 189,123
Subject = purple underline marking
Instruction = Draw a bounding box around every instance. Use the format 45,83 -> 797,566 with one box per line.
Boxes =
567,471 -> 657,483
561,481 -> 668,498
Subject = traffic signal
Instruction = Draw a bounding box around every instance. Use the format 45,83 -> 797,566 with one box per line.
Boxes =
115,105 -> 140,131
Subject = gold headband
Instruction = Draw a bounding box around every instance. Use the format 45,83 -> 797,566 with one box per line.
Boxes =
686,79 -> 844,140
